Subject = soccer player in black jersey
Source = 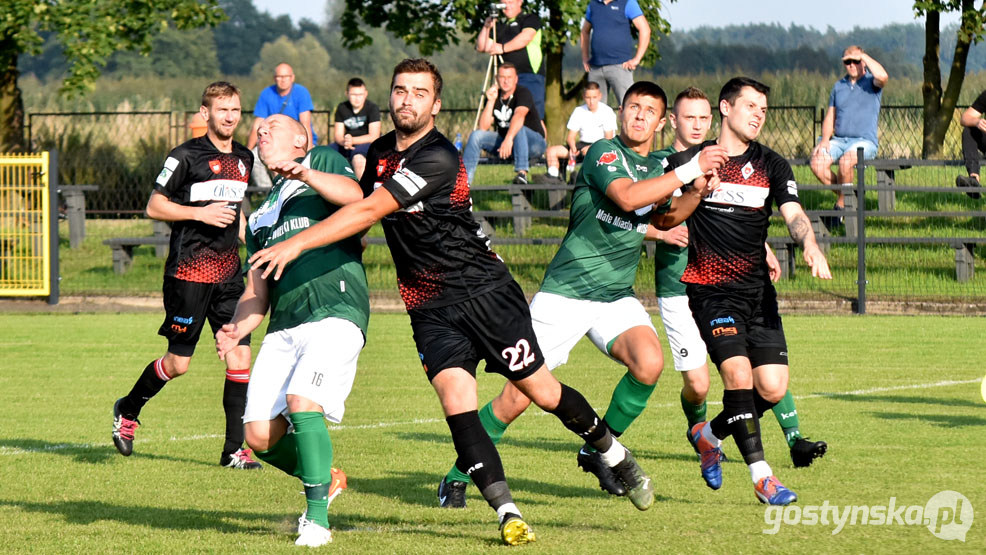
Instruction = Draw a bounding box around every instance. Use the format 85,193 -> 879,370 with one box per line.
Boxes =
665,77 -> 832,506
111,82 -> 261,470
249,58 -> 654,546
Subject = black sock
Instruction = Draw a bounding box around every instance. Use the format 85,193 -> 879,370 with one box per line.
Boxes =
753,389 -> 778,418
120,359 -> 169,419
548,383 -> 614,453
447,411 -> 510,509
711,388 -> 764,465
222,374 -> 248,455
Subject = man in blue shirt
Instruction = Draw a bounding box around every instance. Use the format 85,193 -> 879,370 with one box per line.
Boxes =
580,0 -> 651,108
246,63 -> 318,188
810,46 -> 888,225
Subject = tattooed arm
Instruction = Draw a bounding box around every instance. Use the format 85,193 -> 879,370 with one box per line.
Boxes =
779,202 -> 832,279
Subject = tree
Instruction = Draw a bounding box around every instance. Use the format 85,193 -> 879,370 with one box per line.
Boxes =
0,0 -> 224,152
916,0 -> 986,157
339,0 -> 672,142
251,34 -> 332,86
109,28 -> 221,79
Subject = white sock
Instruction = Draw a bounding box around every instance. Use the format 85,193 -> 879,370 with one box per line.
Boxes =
547,166 -> 559,177
598,438 -> 627,467
749,460 -> 772,483
700,422 -> 721,448
497,503 -> 521,522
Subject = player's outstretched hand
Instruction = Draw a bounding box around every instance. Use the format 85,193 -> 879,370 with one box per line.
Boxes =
215,323 -> 241,361
698,145 -> 728,173
803,244 -> 832,279
268,160 -> 308,182
198,201 -> 236,228
661,225 -> 688,247
248,238 -> 304,281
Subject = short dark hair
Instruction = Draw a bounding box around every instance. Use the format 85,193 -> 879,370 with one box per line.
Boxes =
622,81 -> 668,117
201,81 -> 240,108
673,86 -> 709,112
347,78 -> 366,90
718,77 -> 770,115
498,62 -> 517,73
585,81 -> 601,92
391,58 -> 443,99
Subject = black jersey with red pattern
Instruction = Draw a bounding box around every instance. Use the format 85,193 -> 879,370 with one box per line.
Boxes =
360,128 -> 512,310
666,140 -> 800,287
153,136 -> 251,283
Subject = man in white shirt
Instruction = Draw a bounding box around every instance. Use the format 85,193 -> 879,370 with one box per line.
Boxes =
544,82 -> 617,181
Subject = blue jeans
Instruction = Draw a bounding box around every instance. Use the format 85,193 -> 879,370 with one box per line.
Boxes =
517,73 -> 546,121
463,128 -> 546,184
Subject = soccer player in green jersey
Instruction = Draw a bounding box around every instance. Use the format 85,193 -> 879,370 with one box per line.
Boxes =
436,81 -> 729,504
648,87 -> 827,469
216,115 -> 369,547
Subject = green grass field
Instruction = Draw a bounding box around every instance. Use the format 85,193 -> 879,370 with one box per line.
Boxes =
1,312 -> 984,553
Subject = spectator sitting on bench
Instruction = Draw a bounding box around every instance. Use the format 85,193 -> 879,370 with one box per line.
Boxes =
957,89 -> 986,200
543,81 -> 616,183
330,77 -> 381,180
464,63 -> 546,185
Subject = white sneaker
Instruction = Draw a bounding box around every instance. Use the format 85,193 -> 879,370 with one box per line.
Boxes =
295,518 -> 332,547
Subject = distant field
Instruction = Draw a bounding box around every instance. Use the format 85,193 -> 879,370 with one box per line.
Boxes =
0,313 -> 983,553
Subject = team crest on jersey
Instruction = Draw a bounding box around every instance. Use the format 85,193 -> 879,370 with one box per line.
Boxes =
597,151 -> 619,166
741,161 -> 755,180
377,162 -> 386,176
209,159 -> 222,174
237,159 -> 247,176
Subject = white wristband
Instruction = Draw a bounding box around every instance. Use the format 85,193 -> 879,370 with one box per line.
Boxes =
674,153 -> 704,185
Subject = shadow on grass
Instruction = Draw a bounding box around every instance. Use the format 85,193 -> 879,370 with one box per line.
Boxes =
395,430 -> 698,465
824,394 -> 983,408
0,498 -> 275,534
870,411 -> 986,427
0,437 -> 215,467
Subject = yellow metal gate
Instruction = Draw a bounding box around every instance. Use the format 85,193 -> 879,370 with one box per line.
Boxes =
0,152 -> 53,298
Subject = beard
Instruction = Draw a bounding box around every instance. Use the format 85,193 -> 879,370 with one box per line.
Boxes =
391,109 -> 429,135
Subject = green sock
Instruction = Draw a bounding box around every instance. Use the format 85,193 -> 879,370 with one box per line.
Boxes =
680,390 -> 707,429
602,372 -> 657,436
289,411 -> 334,528
771,390 -> 802,448
254,432 -> 300,478
445,401 -> 508,484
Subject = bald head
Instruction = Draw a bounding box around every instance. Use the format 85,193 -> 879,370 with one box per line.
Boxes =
257,114 -> 309,165
273,63 -> 295,94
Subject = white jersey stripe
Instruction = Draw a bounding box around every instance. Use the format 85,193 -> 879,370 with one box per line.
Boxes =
705,181 -> 770,208
188,179 -> 248,202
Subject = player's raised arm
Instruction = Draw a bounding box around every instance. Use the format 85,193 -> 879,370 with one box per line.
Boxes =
249,186 -> 401,281
650,169 -> 720,229
266,159 -> 362,206
605,145 -> 726,212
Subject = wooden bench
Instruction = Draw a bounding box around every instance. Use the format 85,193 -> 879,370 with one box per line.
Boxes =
471,183 -> 573,236
57,185 -> 98,248
767,235 -> 986,282
102,221 -> 171,274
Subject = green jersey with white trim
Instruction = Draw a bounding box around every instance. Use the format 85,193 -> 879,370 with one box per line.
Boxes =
650,145 -> 689,297
540,136 -> 667,302
246,146 -> 369,335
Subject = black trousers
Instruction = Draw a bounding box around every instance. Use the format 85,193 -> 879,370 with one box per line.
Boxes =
961,126 -> 986,176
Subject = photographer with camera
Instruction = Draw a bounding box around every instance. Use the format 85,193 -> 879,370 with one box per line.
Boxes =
477,0 -> 545,120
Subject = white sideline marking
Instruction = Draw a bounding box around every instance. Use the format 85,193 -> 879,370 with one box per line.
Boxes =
1,379 -> 980,457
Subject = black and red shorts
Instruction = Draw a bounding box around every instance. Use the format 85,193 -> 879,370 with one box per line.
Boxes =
409,280 -> 545,382
685,282 -> 788,368
158,276 -> 250,357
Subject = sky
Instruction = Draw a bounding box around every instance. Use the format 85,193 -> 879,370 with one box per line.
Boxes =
250,0 -> 961,31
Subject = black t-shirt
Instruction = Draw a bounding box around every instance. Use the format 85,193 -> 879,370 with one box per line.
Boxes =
334,100 -> 381,137
491,86 -> 544,138
360,128 -> 513,310
972,90 -> 986,114
495,12 -> 544,76
666,140 -> 801,288
153,136 -> 251,283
